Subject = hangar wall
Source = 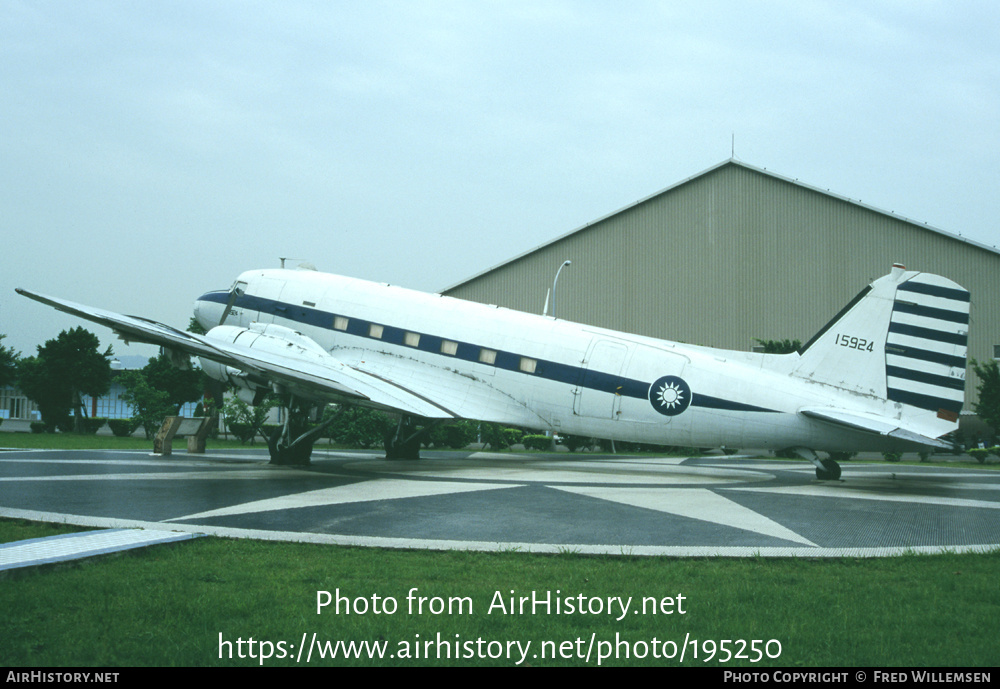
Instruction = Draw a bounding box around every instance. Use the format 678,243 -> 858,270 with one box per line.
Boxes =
443,160 -> 1000,406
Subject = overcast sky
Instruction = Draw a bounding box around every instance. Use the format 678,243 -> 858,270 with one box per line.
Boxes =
2,1 -> 998,359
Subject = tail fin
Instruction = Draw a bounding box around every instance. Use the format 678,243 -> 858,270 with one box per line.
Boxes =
792,265 -> 968,439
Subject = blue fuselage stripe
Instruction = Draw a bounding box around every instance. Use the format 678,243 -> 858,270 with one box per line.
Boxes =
198,291 -> 777,414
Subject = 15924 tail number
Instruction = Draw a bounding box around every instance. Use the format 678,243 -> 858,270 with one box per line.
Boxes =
835,333 -> 874,352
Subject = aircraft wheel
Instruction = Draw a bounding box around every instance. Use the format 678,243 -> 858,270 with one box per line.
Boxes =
816,458 -> 842,481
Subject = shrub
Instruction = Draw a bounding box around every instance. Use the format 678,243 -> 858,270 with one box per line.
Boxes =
882,451 -> 903,463
562,435 -> 593,452
479,423 -> 523,451
504,427 -> 523,447
80,417 -> 108,435
597,438 -> 642,453
429,421 -> 477,449
222,396 -> 276,445
226,422 -> 258,445
326,406 -> 394,449
522,435 -> 553,451
108,419 -> 139,437
968,448 -> 991,464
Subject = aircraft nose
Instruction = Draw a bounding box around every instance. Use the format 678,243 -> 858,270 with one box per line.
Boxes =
193,292 -> 222,331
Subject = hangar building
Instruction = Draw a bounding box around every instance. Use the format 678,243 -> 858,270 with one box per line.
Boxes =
443,159 -> 999,413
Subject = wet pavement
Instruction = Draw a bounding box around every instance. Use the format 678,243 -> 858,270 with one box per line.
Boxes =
2,448 -> 999,557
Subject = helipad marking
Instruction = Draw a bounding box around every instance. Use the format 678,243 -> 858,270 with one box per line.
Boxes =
554,486 -> 818,546
167,479 -> 521,521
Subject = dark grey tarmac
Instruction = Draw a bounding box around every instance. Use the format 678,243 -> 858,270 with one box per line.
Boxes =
2,448 -> 999,557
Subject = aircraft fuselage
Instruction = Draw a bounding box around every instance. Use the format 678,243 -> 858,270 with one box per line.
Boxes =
193,269 -> 922,453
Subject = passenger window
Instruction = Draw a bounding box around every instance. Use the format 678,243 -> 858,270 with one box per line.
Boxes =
479,348 -> 497,365
369,324 -> 383,339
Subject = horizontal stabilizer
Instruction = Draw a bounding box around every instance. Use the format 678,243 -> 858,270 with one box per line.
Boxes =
799,407 -> 953,450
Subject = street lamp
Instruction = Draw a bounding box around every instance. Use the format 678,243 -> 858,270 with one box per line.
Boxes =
551,260 -> 571,319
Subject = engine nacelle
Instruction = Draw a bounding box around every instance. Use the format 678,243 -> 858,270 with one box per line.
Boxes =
200,359 -> 262,404
199,323 -> 331,403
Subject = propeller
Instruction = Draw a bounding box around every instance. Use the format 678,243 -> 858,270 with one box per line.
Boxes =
219,281 -> 246,325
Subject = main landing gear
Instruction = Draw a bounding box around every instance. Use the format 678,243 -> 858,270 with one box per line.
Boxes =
382,415 -> 442,460
792,448 -> 843,481
264,402 -> 439,465
816,458 -> 842,481
266,397 -> 340,466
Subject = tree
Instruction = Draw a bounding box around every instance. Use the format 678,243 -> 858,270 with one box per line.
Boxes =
141,353 -> 204,412
754,338 -> 802,354
0,335 -> 17,430
972,359 -> 1000,441
17,328 -> 113,432
0,335 -> 18,389
118,371 -> 175,439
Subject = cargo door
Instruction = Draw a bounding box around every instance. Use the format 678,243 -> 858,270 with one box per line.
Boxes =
573,339 -> 629,419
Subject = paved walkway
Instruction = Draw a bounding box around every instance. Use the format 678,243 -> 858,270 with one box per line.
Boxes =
1,448 -> 999,558
0,528 -> 200,572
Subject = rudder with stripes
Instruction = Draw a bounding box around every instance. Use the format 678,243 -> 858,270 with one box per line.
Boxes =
885,273 -> 969,421
790,266 -> 968,440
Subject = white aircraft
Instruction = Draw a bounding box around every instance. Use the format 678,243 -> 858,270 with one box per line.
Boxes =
17,263 -> 968,479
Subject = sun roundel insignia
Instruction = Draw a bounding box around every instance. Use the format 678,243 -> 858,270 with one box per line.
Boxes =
648,375 -> 692,416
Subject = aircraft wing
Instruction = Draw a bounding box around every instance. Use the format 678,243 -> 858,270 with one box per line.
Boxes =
15,288 -> 457,419
799,407 -> 954,450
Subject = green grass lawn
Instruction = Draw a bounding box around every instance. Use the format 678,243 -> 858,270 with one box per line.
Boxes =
1,518 -> 998,667
0,432 -> 259,452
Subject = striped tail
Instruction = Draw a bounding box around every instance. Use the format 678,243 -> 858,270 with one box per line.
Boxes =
791,266 -> 968,441
885,273 -> 969,422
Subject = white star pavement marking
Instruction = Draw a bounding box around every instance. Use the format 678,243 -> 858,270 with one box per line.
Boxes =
552,486 -> 818,546
166,479 -> 522,521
